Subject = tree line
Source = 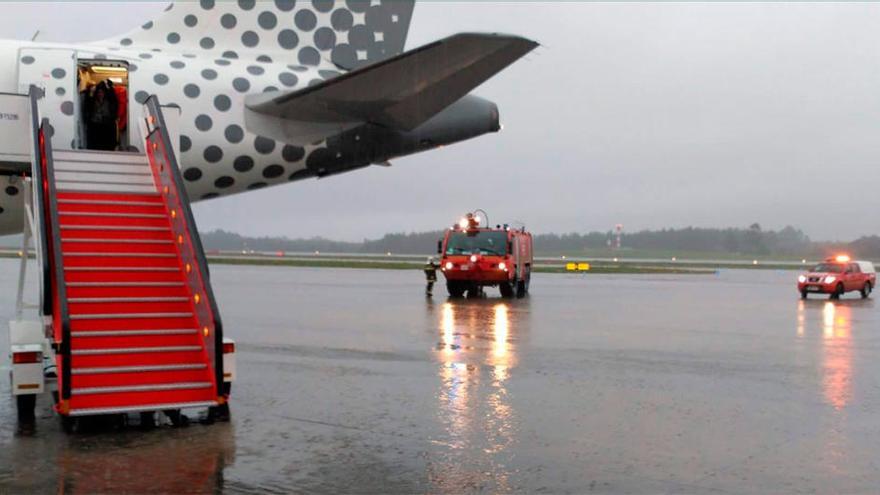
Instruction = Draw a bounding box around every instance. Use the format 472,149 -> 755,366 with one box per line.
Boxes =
201,225 -> 880,259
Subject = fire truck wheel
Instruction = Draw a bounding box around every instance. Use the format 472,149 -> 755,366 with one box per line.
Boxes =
446,281 -> 465,298
516,280 -> 526,298
830,283 -> 844,299
500,282 -> 515,298
516,269 -> 531,298
16,394 -> 36,423
862,282 -> 872,299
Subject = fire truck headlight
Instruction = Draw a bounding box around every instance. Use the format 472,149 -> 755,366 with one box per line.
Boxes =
498,262 -> 507,271
445,261 -> 454,270
798,275 -> 806,283
470,255 -> 478,263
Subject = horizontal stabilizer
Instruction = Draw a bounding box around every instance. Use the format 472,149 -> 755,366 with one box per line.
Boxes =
245,33 -> 538,132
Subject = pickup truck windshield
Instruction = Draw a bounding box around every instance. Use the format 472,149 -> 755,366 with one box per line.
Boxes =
445,231 -> 508,256
811,263 -> 844,273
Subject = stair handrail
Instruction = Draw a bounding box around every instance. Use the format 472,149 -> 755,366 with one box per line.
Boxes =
28,86 -> 52,318
142,96 -> 225,398
38,117 -> 73,401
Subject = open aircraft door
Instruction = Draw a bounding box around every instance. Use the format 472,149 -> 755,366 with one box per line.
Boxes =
17,48 -> 77,151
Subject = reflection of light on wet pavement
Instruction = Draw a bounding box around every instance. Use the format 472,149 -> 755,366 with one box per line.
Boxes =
821,302 -> 852,411
442,303 -> 455,355
797,300 -> 805,336
493,304 -> 509,359
431,301 -> 518,492
823,302 -> 835,339
438,361 -> 473,451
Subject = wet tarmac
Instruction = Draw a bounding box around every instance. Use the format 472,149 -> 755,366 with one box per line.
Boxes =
1,261 -> 879,493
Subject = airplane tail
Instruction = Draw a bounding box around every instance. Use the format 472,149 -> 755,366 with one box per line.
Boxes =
102,0 -> 415,69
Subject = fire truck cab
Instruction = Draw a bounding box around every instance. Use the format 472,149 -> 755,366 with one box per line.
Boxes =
438,212 -> 533,298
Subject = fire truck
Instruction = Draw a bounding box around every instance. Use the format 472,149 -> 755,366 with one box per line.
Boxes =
438,212 -> 533,298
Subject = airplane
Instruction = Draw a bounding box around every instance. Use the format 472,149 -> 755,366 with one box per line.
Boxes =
0,0 -> 537,235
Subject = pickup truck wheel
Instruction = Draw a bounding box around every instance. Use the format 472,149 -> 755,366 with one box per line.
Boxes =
16,394 -> 36,423
862,282 -> 872,299
831,283 -> 844,299
800,290 -> 808,299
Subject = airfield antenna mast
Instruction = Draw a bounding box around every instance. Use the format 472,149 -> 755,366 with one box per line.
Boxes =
615,224 -> 623,250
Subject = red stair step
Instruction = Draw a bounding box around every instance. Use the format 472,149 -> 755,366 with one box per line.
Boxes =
70,332 -> 200,350
71,367 -> 210,389
69,385 -> 216,411
71,348 -> 206,368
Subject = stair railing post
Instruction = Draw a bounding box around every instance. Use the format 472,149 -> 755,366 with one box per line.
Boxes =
14,181 -> 33,320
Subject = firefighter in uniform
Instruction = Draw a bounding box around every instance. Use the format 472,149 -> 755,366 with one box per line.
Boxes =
424,257 -> 439,296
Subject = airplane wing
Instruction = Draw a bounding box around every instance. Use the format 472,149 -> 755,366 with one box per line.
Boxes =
244,33 -> 538,132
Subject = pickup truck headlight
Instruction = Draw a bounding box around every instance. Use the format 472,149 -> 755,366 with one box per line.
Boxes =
798,275 -> 806,283
824,276 -> 836,284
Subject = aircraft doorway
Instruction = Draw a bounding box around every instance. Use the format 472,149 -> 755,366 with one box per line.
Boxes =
76,60 -> 130,151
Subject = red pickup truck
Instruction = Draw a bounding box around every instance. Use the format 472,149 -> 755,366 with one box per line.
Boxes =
798,256 -> 876,299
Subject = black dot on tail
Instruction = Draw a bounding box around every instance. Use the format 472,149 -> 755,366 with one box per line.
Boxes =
282,145 -> 305,162
254,136 -> 275,154
214,94 -> 231,111
215,176 -> 234,189
195,114 -> 213,131
184,84 -> 200,98
204,145 -> 223,163
258,11 -> 278,30
234,156 -> 254,172
225,125 -> 244,143
233,78 -> 250,93
184,167 -> 203,181
262,164 -> 284,178
221,14 -> 237,29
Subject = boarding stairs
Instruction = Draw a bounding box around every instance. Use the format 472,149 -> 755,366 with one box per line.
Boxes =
13,88 -> 229,419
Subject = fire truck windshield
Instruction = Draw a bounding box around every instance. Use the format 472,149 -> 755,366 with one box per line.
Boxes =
445,231 -> 508,256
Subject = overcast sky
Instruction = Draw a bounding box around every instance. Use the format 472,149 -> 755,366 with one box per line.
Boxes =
1,2 -> 877,241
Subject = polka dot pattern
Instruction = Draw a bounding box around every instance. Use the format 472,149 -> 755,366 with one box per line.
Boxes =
89,0 -> 416,200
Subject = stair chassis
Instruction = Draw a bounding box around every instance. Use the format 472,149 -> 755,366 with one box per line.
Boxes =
9,90 -> 235,426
